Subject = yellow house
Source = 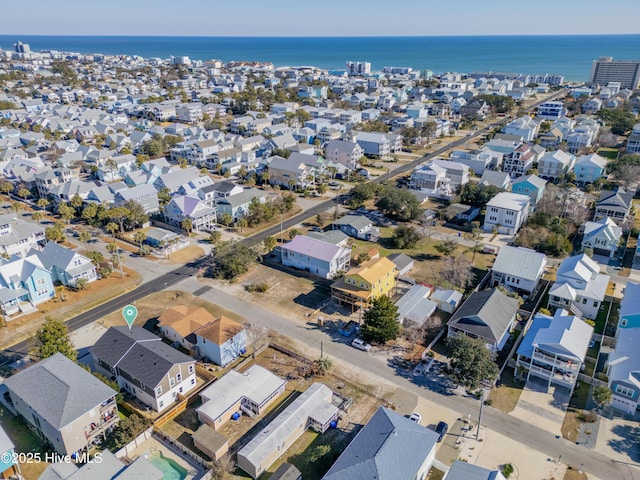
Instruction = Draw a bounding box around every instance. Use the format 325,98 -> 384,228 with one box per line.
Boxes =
331,257 -> 397,312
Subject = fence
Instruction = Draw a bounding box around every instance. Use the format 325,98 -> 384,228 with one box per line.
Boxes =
154,396 -> 189,429
114,426 -> 154,459
153,428 -> 214,471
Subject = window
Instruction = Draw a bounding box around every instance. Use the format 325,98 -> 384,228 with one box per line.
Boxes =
170,377 -> 175,388
621,318 -> 628,327
616,385 -> 634,398
156,386 -> 162,396
191,378 -> 196,385
176,373 -> 182,382
36,277 -> 46,287
594,301 -> 598,307
188,365 -> 194,374
159,400 -> 164,408
582,298 -> 587,305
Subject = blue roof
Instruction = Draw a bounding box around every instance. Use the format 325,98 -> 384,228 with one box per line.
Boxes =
517,314 -> 552,358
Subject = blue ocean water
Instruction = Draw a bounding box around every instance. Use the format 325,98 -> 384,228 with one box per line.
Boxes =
0,35 -> 638,81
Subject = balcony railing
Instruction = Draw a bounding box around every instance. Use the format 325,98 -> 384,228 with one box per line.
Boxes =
532,351 -> 579,372
527,364 -> 575,387
84,410 -> 118,439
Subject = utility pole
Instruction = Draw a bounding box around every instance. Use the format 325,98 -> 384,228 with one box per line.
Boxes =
476,390 -> 485,440
320,340 -> 324,359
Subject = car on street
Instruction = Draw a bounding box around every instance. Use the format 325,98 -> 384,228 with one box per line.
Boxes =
351,338 -> 371,352
435,421 -> 448,442
408,412 -> 422,424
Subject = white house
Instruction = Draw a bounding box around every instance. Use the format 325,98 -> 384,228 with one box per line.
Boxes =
324,140 -> 364,171
537,150 -> 575,182
431,159 -> 470,189
409,163 -> 452,199
482,192 -> 530,235
281,235 -> 351,279
581,217 -> 622,259
502,116 -> 539,142
449,147 -> 503,175
193,316 -> 247,366
491,245 -> 547,294
548,254 -> 610,320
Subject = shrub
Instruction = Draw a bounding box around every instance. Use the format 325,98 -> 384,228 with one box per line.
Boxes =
580,410 -> 598,423
244,282 -> 269,293
502,463 -> 514,478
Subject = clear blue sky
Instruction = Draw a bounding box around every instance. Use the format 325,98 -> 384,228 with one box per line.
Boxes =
4,0 -> 640,36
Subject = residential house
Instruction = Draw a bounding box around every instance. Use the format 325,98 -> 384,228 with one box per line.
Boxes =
537,101 -> 565,119
511,174 -> 546,209
164,195 -> 217,232
331,215 -> 379,241
537,150 -> 575,182
607,282 -> 640,413
479,170 -> 512,190
114,183 -> 160,214
582,97 -> 603,114
431,159 -> 470,189
482,192 -> 530,235
96,154 -> 137,182
516,310 -> 592,394
445,460 -> 506,480
353,131 -> 401,157
395,284 -> 437,327
444,203 -> 481,223
491,245 -> 547,295
157,305 -> 216,350
449,148 -> 503,175
38,450 -> 162,480
324,140 -> 364,170
548,254 -> 609,320
323,407 -> 439,480
387,253 -> 414,276
409,163 -> 453,199
268,155 -> 316,190
331,257 -> 396,312
0,214 -> 46,258
193,316 -> 247,366
581,217 -> 622,259
49,179 -> 97,205
91,327 -> 197,412
567,121 -> 599,153
538,127 -> 564,149
502,116 -> 539,142
33,241 -> 97,288
197,365 -> 286,430
502,144 -> 544,179
460,100 -> 490,119
211,180 -> 244,199
626,124 -> 640,154
0,253 -> 55,315
215,189 -> 266,223
594,188 -> 633,225
574,153 -> 607,185
447,288 -> 519,353
237,383 -> 339,479
154,166 -> 200,194
0,426 -> 19,479
4,353 -> 118,456
281,235 -> 351,279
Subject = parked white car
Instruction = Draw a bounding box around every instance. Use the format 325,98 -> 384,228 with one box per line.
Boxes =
351,338 -> 372,352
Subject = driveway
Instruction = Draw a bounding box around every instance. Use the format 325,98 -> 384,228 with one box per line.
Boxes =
511,377 -> 570,437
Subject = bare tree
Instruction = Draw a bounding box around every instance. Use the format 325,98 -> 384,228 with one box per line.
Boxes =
616,164 -> 640,189
222,324 -> 248,361
438,255 -> 474,290
404,323 -> 425,351
243,321 -> 267,358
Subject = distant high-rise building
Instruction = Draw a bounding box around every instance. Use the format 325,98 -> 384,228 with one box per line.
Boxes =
346,61 -> 371,76
589,57 -> 640,89
13,41 -> 30,53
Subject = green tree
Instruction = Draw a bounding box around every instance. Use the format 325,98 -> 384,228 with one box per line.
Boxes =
78,230 -> 91,250
36,198 -> 50,210
375,186 -> 422,221
17,188 -> 31,199
103,413 -> 150,450
57,203 -> 76,224
86,250 -> 104,266
434,240 -> 457,257
82,203 -> 98,223
106,207 -> 130,232
211,241 -> 257,280
34,316 -> 77,362
70,194 -> 83,209
316,357 -> 333,375
220,213 -> 233,227
123,201 -> 148,229
45,223 -> 65,243
181,218 -> 193,234
593,386 -> 613,410
133,230 -> 147,249
0,181 -> 13,196
74,277 -> 88,291
157,187 -> 172,208
208,230 -> 222,245
263,236 -> 277,252
288,228 -> 300,240
360,296 -> 400,344
446,335 -> 499,390
31,211 -> 44,224
391,225 -> 421,249
348,183 -> 379,209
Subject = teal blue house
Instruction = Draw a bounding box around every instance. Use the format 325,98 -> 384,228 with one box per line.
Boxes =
0,425 -> 20,478
574,153 -> 607,185
511,174 -> 547,209
0,254 -> 55,315
607,282 -> 640,414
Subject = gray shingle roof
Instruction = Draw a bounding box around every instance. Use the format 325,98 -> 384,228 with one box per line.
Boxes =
332,215 -> 371,230
447,288 -> 519,343
323,407 -> 439,480
4,353 -> 117,429
90,327 -> 193,388
446,460 -> 505,480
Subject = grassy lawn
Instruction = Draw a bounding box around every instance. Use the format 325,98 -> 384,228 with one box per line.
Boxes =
489,368 -> 524,413
593,301 -> 611,335
561,381 -> 590,442
598,148 -> 619,161
564,468 -> 588,480
0,406 -> 49,479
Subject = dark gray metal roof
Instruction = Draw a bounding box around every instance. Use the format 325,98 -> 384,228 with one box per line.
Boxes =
447,288 -> 519,343
4,353 -> 117,430
322,407 -> 439,480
